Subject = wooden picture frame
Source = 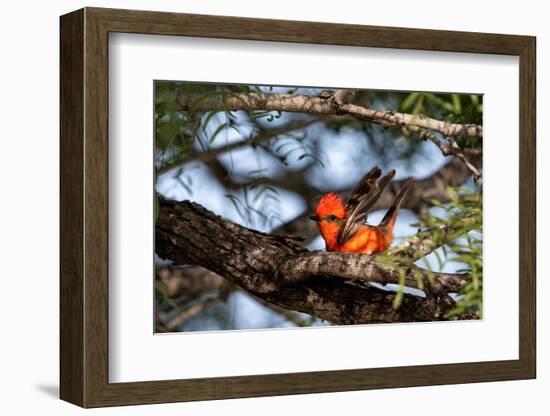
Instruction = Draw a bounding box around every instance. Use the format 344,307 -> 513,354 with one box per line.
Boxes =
60,7 -> 536,408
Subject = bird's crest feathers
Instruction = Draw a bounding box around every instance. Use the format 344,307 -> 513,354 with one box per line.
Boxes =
315,192 -> 346,219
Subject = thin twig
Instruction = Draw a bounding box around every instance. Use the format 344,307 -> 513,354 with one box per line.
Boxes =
418,129 -> 482,180
256,298 -> 314,327
164,296 -> 220,331
388,214 -> 480,261
447,136 -> 482,182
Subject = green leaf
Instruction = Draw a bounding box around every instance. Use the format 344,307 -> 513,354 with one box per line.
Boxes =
201,111 -> 222,132
421,257 -> 435,285
209,122 -> 229,144
154,280 -> 177,308
451,94 -> 462,113
413,268 -> 424,291
400,92 -> 419,111
392,268 -> 407,309
433,249 -> 444,270
412,94 -> 425,115
156,122 -> 181,149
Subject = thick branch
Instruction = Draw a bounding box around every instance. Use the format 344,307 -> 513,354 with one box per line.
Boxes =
156,199 -> 476,324
177,91 -> 483,139
277,251 -> 466,296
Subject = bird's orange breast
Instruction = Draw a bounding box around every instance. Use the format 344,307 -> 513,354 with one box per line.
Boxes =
337,225 -> 392,254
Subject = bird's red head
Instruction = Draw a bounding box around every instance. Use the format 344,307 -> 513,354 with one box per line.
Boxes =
311,193 -> 346,251
315,192 -> 346,220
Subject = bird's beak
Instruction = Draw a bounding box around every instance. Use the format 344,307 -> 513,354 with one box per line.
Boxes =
309,215 -> 320,221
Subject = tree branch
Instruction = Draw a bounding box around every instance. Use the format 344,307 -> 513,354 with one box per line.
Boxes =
417,129 -> 482,180
177,91 -> 483,139
277,251 -> 467,296
255,297 -> 314,327
177,90 -> 482,180
156,265 -> 224,298
156,199 -> 476,324
163,296 -> 221,331
389,214 -> 480,261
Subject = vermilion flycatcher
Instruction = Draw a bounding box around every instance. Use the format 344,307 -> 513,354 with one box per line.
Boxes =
310,167 -> 415,254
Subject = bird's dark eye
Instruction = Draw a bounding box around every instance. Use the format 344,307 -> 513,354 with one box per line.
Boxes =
328,215 -> 337,221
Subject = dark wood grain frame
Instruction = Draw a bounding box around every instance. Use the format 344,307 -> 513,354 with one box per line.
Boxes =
60,7 -> 536,408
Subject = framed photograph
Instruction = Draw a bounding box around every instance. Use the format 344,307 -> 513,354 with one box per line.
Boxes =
60,7 -> 536,408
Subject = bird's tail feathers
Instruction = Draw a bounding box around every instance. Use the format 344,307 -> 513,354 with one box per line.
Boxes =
379,177 -> 416,229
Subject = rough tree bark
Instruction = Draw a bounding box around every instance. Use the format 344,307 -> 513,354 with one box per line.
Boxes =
156,199 -> 477,325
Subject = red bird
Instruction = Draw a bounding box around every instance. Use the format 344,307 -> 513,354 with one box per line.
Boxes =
310,167 -> 416,254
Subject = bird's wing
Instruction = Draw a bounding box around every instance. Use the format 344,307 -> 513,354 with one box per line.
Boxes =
344,166 -> 381,213
338,168 -> 396,245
